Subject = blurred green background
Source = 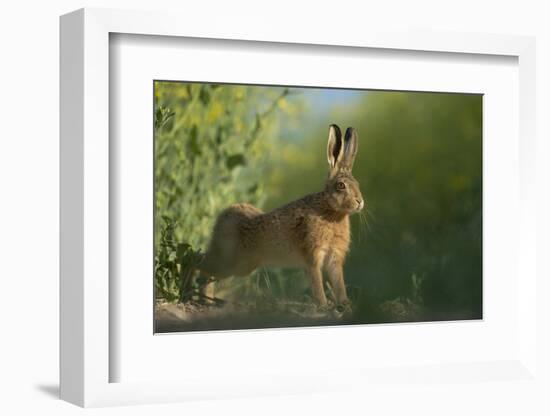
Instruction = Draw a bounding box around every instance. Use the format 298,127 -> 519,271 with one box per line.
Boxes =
154,81 -> 482,325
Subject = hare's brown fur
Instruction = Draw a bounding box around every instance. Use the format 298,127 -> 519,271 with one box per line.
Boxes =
199,125 -> 364,307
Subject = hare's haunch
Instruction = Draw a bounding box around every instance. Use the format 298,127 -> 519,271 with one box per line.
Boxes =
199,125 -> 364,307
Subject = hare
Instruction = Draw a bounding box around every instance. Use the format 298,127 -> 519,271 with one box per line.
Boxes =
198,125 -> 364,309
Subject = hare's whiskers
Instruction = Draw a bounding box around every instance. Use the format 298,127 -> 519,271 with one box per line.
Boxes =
359,212 -> 368,236
365,206 -> 376,223
356,215 -> 363,243
364,211 -> 372,233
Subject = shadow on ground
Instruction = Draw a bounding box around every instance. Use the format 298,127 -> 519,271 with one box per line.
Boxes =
35,384 -> 59,399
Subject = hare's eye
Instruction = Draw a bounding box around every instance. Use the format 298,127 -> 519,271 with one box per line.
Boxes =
336,181 -> 346,190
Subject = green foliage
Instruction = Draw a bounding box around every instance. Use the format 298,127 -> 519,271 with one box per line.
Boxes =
154,82 -> 290,301
154,217 -> 203,302
154,106 -> 174,130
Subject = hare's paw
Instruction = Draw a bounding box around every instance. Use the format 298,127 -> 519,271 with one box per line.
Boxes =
333,300 -> 353,319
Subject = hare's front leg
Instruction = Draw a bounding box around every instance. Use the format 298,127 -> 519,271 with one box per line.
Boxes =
326,259 -> 349,306
307,254 -> 328,307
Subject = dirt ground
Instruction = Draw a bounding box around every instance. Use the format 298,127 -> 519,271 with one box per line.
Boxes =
154,299 -> 350,333
154,296 -> 422,333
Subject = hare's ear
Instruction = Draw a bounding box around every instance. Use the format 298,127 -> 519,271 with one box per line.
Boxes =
327,124 -> 343,172
342,127 -> 358,170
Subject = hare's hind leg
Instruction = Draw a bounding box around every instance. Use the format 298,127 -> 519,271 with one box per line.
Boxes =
198,276 -> 216,304
196,253 -> 226,305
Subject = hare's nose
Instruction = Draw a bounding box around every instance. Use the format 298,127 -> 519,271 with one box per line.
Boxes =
356,199 -> 364,210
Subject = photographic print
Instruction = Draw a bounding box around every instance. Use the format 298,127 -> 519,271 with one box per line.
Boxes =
153,81 -> 482,333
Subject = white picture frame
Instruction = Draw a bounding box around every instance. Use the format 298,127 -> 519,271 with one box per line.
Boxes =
60,7 -> 538,408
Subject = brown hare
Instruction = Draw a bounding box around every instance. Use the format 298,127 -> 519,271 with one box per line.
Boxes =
198,124 -> 364,310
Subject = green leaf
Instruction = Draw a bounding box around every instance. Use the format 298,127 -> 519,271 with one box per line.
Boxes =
154,106 -> 175,131
176,243 -> 191,259
226,154 -> 246,170
188,125 -> 201,156
247,183 -> 259,194
199,87 -> 210,106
